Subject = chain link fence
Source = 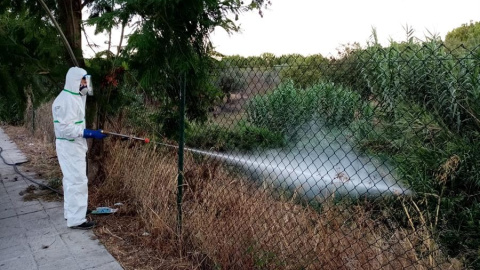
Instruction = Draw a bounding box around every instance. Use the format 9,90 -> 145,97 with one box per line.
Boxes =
182,43 -> 480,269
24,42 -> 480,269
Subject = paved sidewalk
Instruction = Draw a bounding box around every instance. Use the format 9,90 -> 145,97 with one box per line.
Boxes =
0,127 -> 123,270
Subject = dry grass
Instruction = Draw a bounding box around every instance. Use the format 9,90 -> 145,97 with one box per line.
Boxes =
3,100 -> 463,269
24,99 -> 55,144
2,125 -> 61,183
90,139 -> 462,270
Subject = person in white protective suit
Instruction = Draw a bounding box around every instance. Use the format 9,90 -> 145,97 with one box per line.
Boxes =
52,67 -> 107,229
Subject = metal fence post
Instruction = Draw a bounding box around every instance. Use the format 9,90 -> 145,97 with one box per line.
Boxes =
177,72 -> 186,239
32,106 -> 35,134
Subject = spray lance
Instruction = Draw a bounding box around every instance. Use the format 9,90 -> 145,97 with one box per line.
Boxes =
101,130 -> 150,143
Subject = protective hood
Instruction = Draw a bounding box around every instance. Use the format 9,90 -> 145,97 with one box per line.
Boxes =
64,67 -> 87,93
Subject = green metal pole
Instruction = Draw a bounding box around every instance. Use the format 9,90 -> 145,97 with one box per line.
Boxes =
177,72 -> 186,238
30,89 -> 35,134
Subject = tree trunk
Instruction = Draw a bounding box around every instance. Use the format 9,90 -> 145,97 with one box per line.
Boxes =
58,1 -> 103,184
57,0 -> 85,67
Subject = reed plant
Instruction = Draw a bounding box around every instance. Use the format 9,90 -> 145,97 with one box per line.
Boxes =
330,40 -> 480,268
246,80 -> 308,136
241,40 -> 480,267
24,98 -> 55,143
245,80 -> 364,138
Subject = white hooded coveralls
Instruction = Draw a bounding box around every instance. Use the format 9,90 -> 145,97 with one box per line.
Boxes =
52,67 -> 88,227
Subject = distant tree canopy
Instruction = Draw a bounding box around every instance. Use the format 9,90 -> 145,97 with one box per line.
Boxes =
445,21 -> 480,51
221,53 -> 326,68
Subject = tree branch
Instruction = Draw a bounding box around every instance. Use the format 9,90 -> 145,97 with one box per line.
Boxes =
81,0 -> 95,9
37,0 -> 79,66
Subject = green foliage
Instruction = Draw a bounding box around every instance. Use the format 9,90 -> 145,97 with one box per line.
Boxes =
351,101 -> 480,268
82,56 -> 130,129
445,21 -> 480,52
220,54 -> 329,88
186,121 -> 285,151
4,3 -> 480,266
86,0 -> 270,137
220,54 -> 279,68
332,39 -> 480,136
308,82 -> 363,126
246,80 -> 363,138
337,38 -> 480,190
212,63 -> 246,98
246,80 -> 309,136
279,54 -> 328,88
323,43 -> 370,99
326,38 -> 480,267
0,7 -> 67,124
220,55 -> 250,68
0,67 -> 24,124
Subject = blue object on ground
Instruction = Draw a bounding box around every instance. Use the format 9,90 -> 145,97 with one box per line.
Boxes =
91,207 -> 118,214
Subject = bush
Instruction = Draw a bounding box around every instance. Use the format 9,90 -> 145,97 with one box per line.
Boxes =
279,54 -> 328,89
246,80 -> 365,139
308,82 -> 364,126
186,121 -> 285,152
246,80 -> 310,136
350,100 -> 480,268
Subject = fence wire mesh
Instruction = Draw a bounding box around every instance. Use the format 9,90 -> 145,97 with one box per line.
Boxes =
25,42 -> 480,269
182,43 -> 480,269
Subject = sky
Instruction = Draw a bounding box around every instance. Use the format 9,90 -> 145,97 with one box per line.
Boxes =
209,0 -> 480,57
83,0 -> 480,58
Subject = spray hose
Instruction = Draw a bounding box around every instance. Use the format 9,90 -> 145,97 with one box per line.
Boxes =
101,130 -> 150,143
0,131 -> 192,196
0,147 -> 62,195
101,130 -> 214,156
101,130 -> 198,152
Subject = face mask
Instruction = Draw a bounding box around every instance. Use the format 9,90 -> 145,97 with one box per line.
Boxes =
79,75 -> 93,96
79,85 -> 89,96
